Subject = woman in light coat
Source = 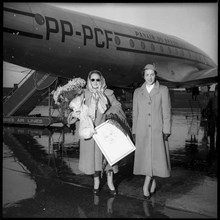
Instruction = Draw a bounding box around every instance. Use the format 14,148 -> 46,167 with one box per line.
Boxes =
132,64 -> 171,199
77,70 -> 126,195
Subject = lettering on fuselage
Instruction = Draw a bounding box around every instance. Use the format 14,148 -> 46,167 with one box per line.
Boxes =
82,25 -> 113,48
135,31 -> 177,47
3,6 -> 210,66
43,16 -> 207,64
45,16 -> 178,50
45,16 -> 113,48
135,31 -> 155,41
46,16 -> 74,42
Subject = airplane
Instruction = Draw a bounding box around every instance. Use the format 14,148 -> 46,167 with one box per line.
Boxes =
3,2 -> 217,89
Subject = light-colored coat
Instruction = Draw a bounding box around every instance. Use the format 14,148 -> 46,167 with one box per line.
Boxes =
79,88 -> 121,175
132,80 -> 171,177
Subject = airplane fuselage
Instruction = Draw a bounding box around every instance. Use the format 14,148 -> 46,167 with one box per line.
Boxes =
3,3 -> 217,87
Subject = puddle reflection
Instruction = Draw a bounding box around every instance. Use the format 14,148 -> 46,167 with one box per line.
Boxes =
3,144 -> 36,207
169,113 -> 217,177
3,112 -> 217,208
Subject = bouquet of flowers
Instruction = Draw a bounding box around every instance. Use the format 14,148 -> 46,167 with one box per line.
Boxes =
53,77 -> 86,105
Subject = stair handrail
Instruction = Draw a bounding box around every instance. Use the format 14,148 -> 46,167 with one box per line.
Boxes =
3,69 -> 34,103
17,69 -> 35,87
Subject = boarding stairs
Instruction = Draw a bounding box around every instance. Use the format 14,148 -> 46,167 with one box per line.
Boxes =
3,70 -> 58,116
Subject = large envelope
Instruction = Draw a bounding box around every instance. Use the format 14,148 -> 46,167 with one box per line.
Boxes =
93,120 -> 136,166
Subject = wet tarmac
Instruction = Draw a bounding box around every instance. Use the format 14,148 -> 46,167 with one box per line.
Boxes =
2,108 -> 217,218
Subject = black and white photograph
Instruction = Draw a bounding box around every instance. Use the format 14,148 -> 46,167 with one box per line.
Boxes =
3,2 -> 217,218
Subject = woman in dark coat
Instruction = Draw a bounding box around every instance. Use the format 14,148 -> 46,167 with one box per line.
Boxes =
132,64 -> 171,199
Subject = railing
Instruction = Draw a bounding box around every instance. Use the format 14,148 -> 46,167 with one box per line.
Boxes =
3,69 -> 34,103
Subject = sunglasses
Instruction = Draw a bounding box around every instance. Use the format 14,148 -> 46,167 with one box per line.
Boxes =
91,78 -> 100,82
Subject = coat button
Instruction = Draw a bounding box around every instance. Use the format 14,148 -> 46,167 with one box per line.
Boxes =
148,113 -> 151,116
148,102 -> 151,104
148,125 -> 151,127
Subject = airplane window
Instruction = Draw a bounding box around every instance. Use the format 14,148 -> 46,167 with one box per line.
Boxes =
175,48 -> 178,55
160,45 -> 164,52
35,14 -> 45,25
151,43 -> 155,51
129,39 -> 135,48
192,52 -> 196,60
168,47 -> 172,54
114,36 -> 120,45
141,41 -> 145,49
188,51 -> 191,58
181,50 -> 184,56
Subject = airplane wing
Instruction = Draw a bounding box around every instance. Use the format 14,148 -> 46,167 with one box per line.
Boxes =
158,67 -> 217,88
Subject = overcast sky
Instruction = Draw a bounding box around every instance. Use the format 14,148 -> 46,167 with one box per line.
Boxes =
3,3 -> 218,87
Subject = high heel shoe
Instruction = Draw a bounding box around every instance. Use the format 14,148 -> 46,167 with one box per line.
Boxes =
93,188 -> 99,194
150,188 -> 156,196
108,187 -> 117,196
143,187 -> 151,200
107,170 -> 117,196
149,178 -> 156,196
143,192 -> 151,200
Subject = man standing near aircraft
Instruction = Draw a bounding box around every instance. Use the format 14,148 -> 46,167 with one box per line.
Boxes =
203,84 -> 218,151
132,64 -> 171,199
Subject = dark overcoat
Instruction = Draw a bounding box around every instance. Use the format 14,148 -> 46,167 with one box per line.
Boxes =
78,88 -> 121,175
132,80 -> 171,177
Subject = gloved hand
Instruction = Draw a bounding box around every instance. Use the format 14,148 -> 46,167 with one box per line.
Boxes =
67,112 -> 78,125
105,113 -> 115,120
163,133 -> 170,141
132,134 -> 136,142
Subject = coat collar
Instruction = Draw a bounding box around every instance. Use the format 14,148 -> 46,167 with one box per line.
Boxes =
140,80 -> 160,98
